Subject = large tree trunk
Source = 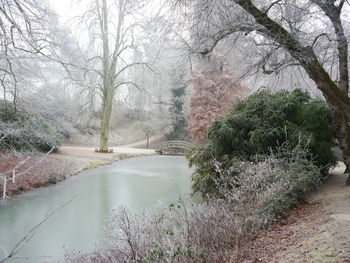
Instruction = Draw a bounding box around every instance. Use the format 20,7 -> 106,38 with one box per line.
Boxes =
306,66 -> 350,184
99,0 -> 112,152
99,87 -> 113,152
332,110 -> 350,184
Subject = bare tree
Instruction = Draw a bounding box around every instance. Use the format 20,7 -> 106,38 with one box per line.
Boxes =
0,0 -> 65,107
174,0 -> 350,184
74,0 -> 150,152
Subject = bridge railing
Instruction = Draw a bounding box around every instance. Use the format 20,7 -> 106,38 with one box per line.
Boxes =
157,141 -> 195,155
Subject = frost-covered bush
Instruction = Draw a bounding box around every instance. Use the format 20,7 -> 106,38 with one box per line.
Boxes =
0,101 -> 63,152
65,203 -> 241,263
213,144 -> 321,219
263,146 -> 322,216
0,154 -> 76,196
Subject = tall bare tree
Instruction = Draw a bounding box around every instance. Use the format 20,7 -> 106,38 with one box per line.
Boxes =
175,0 -> 350,184
76,0 -> 147,151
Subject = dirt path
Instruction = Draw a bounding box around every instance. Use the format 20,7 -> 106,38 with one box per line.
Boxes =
243,163 -> 350,263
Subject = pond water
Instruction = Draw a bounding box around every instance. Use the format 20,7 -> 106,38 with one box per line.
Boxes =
0,156 -> 194,263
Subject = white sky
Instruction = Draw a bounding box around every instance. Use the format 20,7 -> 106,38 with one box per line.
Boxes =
49,0 -> 81,24
49,0 -> 165,24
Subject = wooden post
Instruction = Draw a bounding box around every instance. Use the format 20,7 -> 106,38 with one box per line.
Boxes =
2,176 -> 6,200
12,169 -> 15,184
146,132 -> 149,149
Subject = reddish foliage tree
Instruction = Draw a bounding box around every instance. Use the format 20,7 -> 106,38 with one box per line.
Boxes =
189,71 -> 249,142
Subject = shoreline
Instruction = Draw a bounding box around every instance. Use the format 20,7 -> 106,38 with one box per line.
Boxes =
56,148 -> 157,176
1,146 -> 157,199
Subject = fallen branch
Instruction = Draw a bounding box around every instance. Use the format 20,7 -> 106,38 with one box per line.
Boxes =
0,195 -> 79,263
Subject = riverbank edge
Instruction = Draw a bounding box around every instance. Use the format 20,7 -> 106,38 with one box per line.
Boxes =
67,151 -> 158,176
1,150 -> 158,199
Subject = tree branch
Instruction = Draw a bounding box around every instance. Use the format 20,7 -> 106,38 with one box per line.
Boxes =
311,0 -> 349,93
0,195 -> 79,263
233,0 -> 350,114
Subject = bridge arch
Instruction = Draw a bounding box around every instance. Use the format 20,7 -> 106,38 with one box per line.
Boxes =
156,141 -> 195,155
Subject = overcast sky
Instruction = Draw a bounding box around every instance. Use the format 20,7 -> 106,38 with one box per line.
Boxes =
49,0 -> 80,23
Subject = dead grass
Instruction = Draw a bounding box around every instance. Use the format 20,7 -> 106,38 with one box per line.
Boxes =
0,152 -> 77,197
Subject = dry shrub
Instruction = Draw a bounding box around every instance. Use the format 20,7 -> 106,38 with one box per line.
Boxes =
65,204 -> 238,263
0,153 -> 76,196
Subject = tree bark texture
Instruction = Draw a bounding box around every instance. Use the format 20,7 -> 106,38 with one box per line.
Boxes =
100,87 -> 114,151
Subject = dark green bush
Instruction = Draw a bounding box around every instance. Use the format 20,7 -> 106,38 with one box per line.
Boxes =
0,101 -> 63,152
189,88 -> 336,196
